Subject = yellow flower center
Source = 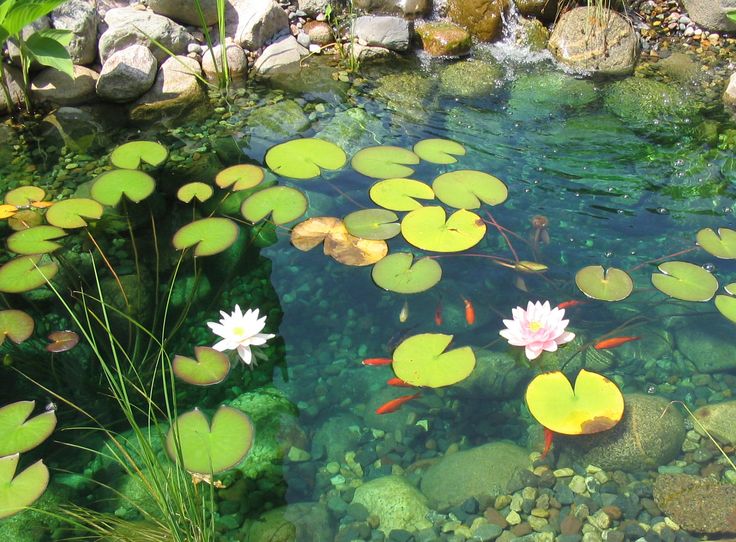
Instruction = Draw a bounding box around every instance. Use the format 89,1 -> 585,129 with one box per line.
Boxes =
233,326 -> 245,336
528,321 -> 542,332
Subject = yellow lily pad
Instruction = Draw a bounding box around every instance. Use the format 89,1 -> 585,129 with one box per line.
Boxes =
432,170 -> 508,209
215,164 -> 265,191
575,265 -> 633,302
401,206 -> 486,253
369,178 -> 435,211
413,138 -> 466,164
352,146 -> 420,179
696,227 -> 736,259
265,138 -> 346,179
651,261 -> 718,302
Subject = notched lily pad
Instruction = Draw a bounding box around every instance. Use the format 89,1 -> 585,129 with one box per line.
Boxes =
4,186 -> 45,207
0,401 -> 57,456
7,225 -> 66,255
343,209 -> 400,240
0,454 -> 50,520
0,255 -> 58,293
0,310 -> 34,346
215,164 -> 265,191
291,217 -> 388,266
8,210 -> 42,231
401,206 -> 486,252
173,347 -> 231,386
371,252 -> 442,294
173,217 -> 239,257
432,170 -> 508,209
91,169 -> 156,206
575,265 -> 633,301
45,198 -> 103,228
413,138 -> 466,164
352,146 -> 420,179
696,227 -> 736,259
392,333 -> 475,388
177,182 -> 214,203
265,138 -> 347,180
110,140 -> 168,169
715,283 -> 736,324
241,186 -> 308,226
369,178 -> 435,211
651,260 -> 718,302
46,330 -> 80,353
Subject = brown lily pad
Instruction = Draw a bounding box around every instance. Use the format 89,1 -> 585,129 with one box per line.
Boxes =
46,331 -> 80,353
291,216 -> 388,266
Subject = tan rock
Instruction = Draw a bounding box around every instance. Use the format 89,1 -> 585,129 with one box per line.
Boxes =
448,0 -> 507,42
416,21 -> 472,56
31,65 -> 98,106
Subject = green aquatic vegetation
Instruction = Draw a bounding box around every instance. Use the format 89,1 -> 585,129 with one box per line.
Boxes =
651,261 -> 718,302
413,138 -> 466,164
392,333 -> 475,388
45,198 -> 103,229
172,347 -> 231,386
0,309 -> 34,345
369,178 -> 435,211
715,283 -> 736,324
371,252 -> 442,294
351,146 -> 420,179
401,206 -> 486,253
177,182 -> 214,203
6,225 -> 66,254
0,453 -> 50,520
696,227 -> 736,259
0,255 -> 58,293
172,217 -> 240,256
343,209 -> 401,240
575,265 -> 633,301
215,164 -> 265,191
110,141 -> 168,169
432,170 -> 508,209
241,186 -> 308,226
90,169 -> 156,206
0,401 -> 56,456
265,138 -> 347,180
4,186 -> 45,206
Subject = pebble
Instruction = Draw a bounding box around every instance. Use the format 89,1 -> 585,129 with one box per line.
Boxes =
506,510 -> 522,525
473,523 -> 503,541
569,475 -> 588,495
555,468 -> 575,478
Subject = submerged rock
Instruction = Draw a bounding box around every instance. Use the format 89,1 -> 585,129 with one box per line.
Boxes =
245,98 -> 310,149
674,316 -> 736,373
315,107 -> 385,156
311,413 -> 363,461
693,401 -> 736,446
455,349 -> 532,400
242,502 -> 333,542
352,475 -> 432,534
448,0 -> 507,42
438,58 -> 503,97
508,71 -> 598,119
371,71 -> 434,122
416,22 -> 471,57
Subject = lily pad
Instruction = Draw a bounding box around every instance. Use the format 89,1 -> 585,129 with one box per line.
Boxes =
372,253 -> 442,294
401,206 -> 486,253
575,265 -> 633,301
291,216 -> 388,266
351,146 -> 420,179
525,369 -> 624,435
514,261 -> 548,273
165,405 -> 254,474
215,164 -> 265,191
696,227 -> 736,259
651,261 -> 718,302
8,210 -> 42,231
46,330 -> 80,353
265,138 -> 347,180
173,347 -> 231,386
4,187 -> 45,207
177,182 -> 214,203
0,204 -> 17,219
413,138 -> 466,164
0,454 -> 49,520
110,140 -> 168,169
241,186 -> 308,225
0,255 -> 58,293
91,169 -> 156,206
0,401 -> 57,456
7,226 -> 66,255
343,209 -> 400,240
392,333 -> 475,388
0,310 -> 34,346
715,283 -> 736,324
173,217 -> 239,257
432,170 -> 508,209
45,198 -> 103,228
369,178 -> 435,211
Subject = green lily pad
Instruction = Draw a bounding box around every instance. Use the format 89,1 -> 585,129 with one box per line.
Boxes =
172,218 -> 239,257
91,169 -> 156,206
0,255 -> 58,293
371,252 -> 442,294
7,226 -> 66,255
173,347 -> 231,386
651,261 -> 718,302
343,209 -> 400,240
0,401 -> 57,456
165,405 -> 254,474
413,138 -> 466,164
369,178 -> 435,211
241,186 -> 307,225
575,265 -> 633,301
696,227 -> 736,259
351,146 -> 420,179
177,182 -> 214,203
110,140 -> 168,169
215,164 -> 265,191
432,170 -> 508,209
715,282 -> 736,324
0,310 -> 34,346
401,206 -> 486,252
45,198 -> 103,228
392,333 -> 475,388
0,454 -> 49,520
265,138 -> 347,180
4,186 -> 45,207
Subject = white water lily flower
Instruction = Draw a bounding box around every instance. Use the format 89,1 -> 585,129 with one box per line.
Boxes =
207,305 -> 275,366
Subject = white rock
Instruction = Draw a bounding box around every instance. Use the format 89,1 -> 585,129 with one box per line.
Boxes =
96,44 -> 157,102
147,0 -> 218,26
253,35 -> 308,77
201,42 -> 248,81
724,73 -> 736,116
353,15 -> 410,52
31,65 -> 99,106
226,0 -> 289,50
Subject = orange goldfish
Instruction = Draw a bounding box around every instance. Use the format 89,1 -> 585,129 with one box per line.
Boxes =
593,336 -> 640,350
376,393 -> 420,414
557,300 -> 586,310
362,357 -> 393,366
541,427 -> 554,459
387,377 -> 413,387
463,298 -> 475,325
434,304 -> 443,326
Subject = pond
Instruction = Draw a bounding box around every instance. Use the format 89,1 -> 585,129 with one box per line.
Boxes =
2,41 -> 736,542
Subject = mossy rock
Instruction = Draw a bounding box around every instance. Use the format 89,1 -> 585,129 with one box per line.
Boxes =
416,22 -> 472,57
508,71 -> 598,119
653,474 -> 736,534
353,475 -> 432,534
372,72 -> 434,122
314,107 -> 386,156
438,59 -> 504,98
454,349 -> 533,400
515,17 -> 549,51
242,502 -> 333,542
514,0 -> 558,21
448,0 -> 507,42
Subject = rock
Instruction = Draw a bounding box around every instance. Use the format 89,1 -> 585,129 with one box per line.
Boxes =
99,7 -> 192,63
673,316 -> 736,373
353,16 -> 411,52
201,42 -> 248,82
314,107 -> 385,156
304,20 -> 333,46
438,59 -> 503,97
252,35 -> 308,77
656,52 -> 703,84
548,7 -> 639,76
129,55 -> 207,123
354,0 -> 430,16
681,0 -> 736,32
242,502 -> 333,542
40,105 -> 125,152
96,44 -> 157,102
311,413 -> 363,461
653,474 -> 736,534
725,73 -> 736,116
352,475 -> 432,534
148,0 -> 218,26
350,43 -> 397,62
454,349 -> 532,399
566,394 -> 685,472
31,65 -> 98,106
420,441 -> 530,510
448,0 -> 507,42
514,0 -> 558,20
298,0 -> 330,17
246,98 -> 310,143
508,71 -> 597,119
515,16 -> 549,51
226,0 -> 289,50
416,22 -> 471,56
693,401 -> 736,446
0,65 -> 27,113
371,71 -> 433,122
51,0 -> 98,65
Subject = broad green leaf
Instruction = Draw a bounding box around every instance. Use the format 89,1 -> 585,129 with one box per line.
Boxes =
7,225 -> 66,255
91,169 -> 156,205
0,401 -> 56,456
575,265 -> 633,301
371,252 -> 442,294
173,217 -> 239,257
177,182 -> 213,203
110,141 -> 168,169
0,455 -> 49,520
0,310 -> 34,346
525,369 -> 624,435
3,0 -> 69,36
651,261 -> 718,302
351,146 -> 420,179
413,138 -> 466,164
392,333 -> 475,388
35,28 -> 73,46
343,209 -> 400,240
696,227 -> 736,259
165,406 -> 254,474
215,164 -> 264,191
173,347 -> 231,386
265,138 -> 347,179
432,170 -> 508,209
45,198 -> 103,228
241,186 -> 307,225
4,186 -> 45,207
0,255 -> 58,293
23,33 -> 73,77
728,11 -> 736,23
8,210 -> 42,231
715,283 -> 736,324
401,206 -> 486,252
369,178 -> 435,211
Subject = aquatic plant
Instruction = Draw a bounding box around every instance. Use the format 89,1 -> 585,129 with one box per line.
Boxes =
371,252 -> 442,294
206,305 -> 275,367
391,333 -> 476,388
0,452 -> 50,519
172,347 -> 230,386
575,265 -> 633,301
0,309 -> 34,346
291,216 -> 389,266
265,138 -> 347,179
499,300 -> 575,361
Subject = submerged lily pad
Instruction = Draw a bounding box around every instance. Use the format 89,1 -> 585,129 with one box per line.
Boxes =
46,330 -> 80,353
0,310 -> 34,346
173,347 -> 231,386
7,226 -> 66,255
45,198 -> 103,228
0,401 -> 57,456
401,206 -> 486,252
432,170 -> 508,209
0,454 -> 49,520
173,218 -> 239,257
352,146 -> 420,179
265,138 -> 347,179
651,261 -> 718,302
177,182 -> 214,203
91,169 -> 156,206
241,186 -> 308,225
696,227 -> 736,259
371,252 -> 442,294
8,210 -> 42,231
715,282 -> 736,324
110,140 -> 168,169
369,178 -> 435,211
575,265 -> 633,301
525,369 -> 624,435
4,187 -> 45,207
291,216 -> 388,266
343,209 -> 400,240
392,333 -> 475,388
215,164 -> 265,191
0,255 -> 58,293
165,406 -> 254,474
413,138 -> 466,164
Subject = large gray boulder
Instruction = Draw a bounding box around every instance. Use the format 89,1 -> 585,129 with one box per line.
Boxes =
226,0 -> 289,51
147,0 -> 218,26
353,15 -> 411,51
252,35 -> 308,77
96,44 -> 157,102
352,476 -> 432,535
693,401 -> 736,446
201,42 -> 248,82
681,0 -> 736,31
354,0 -> 430,16
298,0 -> 330,17
31,65 -> 98,106
674,316 -> 736,373
51,0 -> 98,65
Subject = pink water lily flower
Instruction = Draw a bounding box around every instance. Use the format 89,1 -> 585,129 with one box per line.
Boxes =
499,300 -> 575,361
